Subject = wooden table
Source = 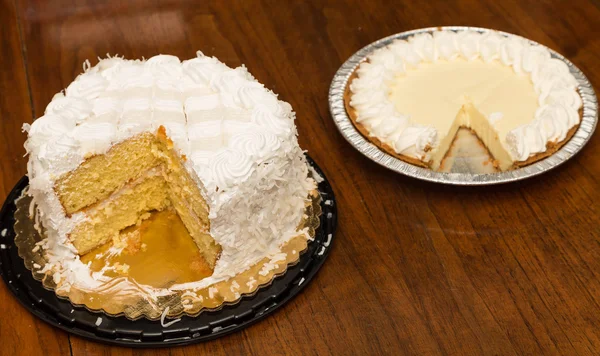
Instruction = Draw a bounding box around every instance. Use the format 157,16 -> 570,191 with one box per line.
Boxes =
1,0 -> 599,354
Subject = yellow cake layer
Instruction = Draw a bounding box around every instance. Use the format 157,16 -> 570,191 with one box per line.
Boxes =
58,127 -> 221,270
153,131 -> 210,227
157,148 -> 220,267
55,134 -> 161,215
69,174 -> 171,255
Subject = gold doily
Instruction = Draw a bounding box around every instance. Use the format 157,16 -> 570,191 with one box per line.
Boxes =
14,190 -> 321,320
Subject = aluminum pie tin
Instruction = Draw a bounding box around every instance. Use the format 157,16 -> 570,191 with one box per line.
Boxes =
328,26 -> 598,185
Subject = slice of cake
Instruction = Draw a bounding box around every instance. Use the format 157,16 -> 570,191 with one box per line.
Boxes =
23,52 -> 316,291
346,30 -> 582,171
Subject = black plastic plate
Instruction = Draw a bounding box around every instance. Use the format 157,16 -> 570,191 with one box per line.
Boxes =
0,156 -> 336,347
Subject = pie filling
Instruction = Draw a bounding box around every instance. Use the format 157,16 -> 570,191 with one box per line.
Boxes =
388,58 -> 538,171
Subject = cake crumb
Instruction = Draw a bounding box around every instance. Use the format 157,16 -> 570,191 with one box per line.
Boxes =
0,244 -> 6,249
113,262 -> 130,275
124,231 -> 142,255
136,212 -> 151,226
0,228 -> 7,237
32,245 -> 40,253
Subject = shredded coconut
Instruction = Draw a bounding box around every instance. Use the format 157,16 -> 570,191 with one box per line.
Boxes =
308,165 -> 324,183
246,279 -> 257,289
230,280 -> 240,291
208,287 -> 218,299
160,306 -> 181,327
298,277 -> 305,286
0,228 -> 6,237
95,317 -> 102,326
28,198 -> 35,218
324,234 -> 332,247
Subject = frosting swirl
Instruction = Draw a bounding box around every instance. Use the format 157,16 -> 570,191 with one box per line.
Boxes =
521,45 -> 550,73
409,33 -> 435,61
24,115 -> 75,154
45,95 -> 92,125
230,130 -> 281,158
544,87 -> 582,110
479,32 -> 504,62
145,55 -> 182,79
66,72 -> 109,100
456,31 -> 480,60
434,31 -> 459,60
252,105 -> 293,135
183,55 -> 228,84
73,122 -> 116,153
93,97 -> 121,117
37,134 -> 81,171
389,40 -> 421,67
393,125 -> 437,156
209,149 -> 254,188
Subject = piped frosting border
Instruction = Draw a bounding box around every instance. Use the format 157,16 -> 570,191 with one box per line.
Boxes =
349,29 -> 582,163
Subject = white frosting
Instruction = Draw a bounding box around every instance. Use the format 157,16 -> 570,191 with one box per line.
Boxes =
350,30 -> 582,163
23,52 -> 315,292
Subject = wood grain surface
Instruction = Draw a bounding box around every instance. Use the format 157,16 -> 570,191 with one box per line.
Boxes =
1,0 -> 599,355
